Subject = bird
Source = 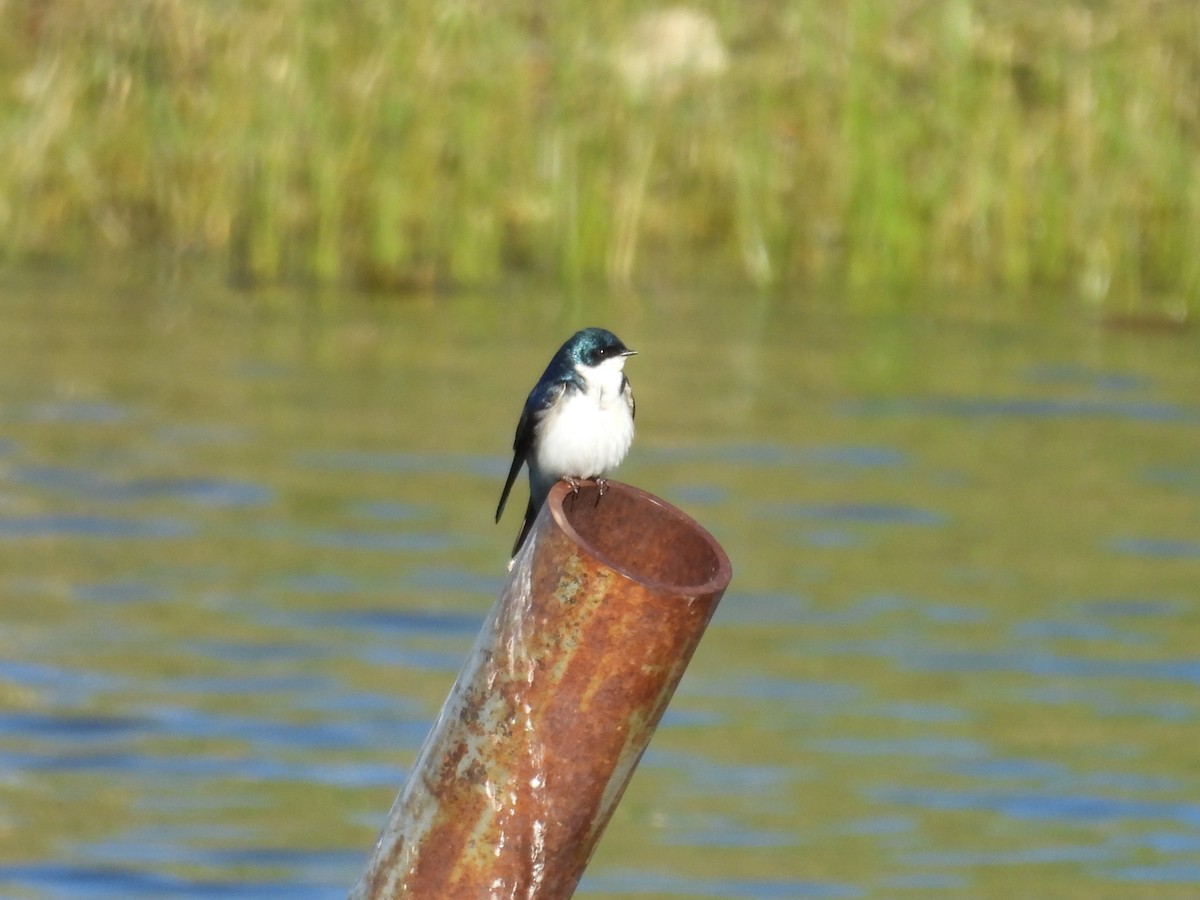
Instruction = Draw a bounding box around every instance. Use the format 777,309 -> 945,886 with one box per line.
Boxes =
496,327 -> 637,558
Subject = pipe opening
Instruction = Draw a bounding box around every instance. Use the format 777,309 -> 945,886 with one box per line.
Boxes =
550,480 -> 730,592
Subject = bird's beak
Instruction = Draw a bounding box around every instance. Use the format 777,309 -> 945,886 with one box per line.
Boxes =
621,349 -> 637,357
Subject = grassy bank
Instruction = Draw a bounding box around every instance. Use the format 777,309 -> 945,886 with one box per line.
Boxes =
1,0 -> 1197,308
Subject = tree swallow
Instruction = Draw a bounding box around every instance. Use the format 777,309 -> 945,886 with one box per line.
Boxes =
496,327 -> 637,557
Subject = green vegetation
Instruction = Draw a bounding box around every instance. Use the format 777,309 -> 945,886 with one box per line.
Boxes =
1,1 -> 1197,307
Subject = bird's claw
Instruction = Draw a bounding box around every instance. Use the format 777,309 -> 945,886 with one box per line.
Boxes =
562,476 -> 608,507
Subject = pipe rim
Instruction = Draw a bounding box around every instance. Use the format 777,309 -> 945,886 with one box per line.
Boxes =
547,479 -> 732,594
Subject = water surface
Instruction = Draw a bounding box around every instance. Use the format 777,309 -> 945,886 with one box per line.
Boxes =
1,267 -> 1198,898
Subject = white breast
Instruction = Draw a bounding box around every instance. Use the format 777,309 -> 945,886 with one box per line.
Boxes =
533,356 -> 635,481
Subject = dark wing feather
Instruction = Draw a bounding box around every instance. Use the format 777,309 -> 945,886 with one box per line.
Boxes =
512,496 -> 538,556
495,405 -> 533,522
495,379 -> 567,522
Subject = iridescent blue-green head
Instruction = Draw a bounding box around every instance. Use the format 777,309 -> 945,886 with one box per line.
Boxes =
564,327 -> 636,367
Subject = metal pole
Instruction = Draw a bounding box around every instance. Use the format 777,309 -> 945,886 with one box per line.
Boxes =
351,480 -> 732,899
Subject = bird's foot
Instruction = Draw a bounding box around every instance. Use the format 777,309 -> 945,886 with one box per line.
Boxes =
594,477 -> 609,506
563,476 -> 583,496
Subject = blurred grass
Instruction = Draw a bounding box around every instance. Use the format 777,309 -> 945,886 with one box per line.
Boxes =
0,0 -> 1197,308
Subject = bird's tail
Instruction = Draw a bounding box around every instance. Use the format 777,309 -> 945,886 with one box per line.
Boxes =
511,496 -> 538,557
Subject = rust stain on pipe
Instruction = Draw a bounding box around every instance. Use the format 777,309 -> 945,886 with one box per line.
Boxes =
351,480 -> 732,900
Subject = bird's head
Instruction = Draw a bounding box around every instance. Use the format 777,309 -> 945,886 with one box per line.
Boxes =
568,327 -> 636,370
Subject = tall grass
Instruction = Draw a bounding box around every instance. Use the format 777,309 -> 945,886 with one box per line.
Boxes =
1,0 -> 1196,308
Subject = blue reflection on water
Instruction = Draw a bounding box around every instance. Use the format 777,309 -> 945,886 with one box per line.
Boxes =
247,522 -> 456,552
1140,465 -> 1200,492
684,676 -> 859,706
313,608 -> 483,635
869,702 -> 965,723
642,444 -> 908,468
278,572 -> 363,594
348,499 -> 426,521
0,660 -> 120,700
660,826 -> 795,848
1109,537 -> 1200,559
901,844 -> 1112,867
1021,364 -> 1151,392
581,870 -> 861,898
0,514 -> 192,538
74,581 -> 164,603
294,449 -> 499,477
0,862 -> 347,899
778,593 -> 983,627
404,566 -> 506,595
1013,619 -> 1137,642
883,872 -> 967,889
1137,832 -> 1200,854
1117,863 -> 1200,884
141,706 -> 406,753
877,786 -> 1200,826
839,815 -> 914,836
360,645 -> 466,671
844,396 -> 1192,422
0,746 -> 404,788
1024,685 -> 1194,721
123,477 -> 272,507
757,502 -> 947,526
1082,597 -> 1180,618
716,591 -> 811,625
8,401 -> 130,423
12,465 -> 272,506
644,748 -> 794,793
797,528 -> 863,548
816,737 -> 988,759
900,648 -> 1200,685
949,756 -> 1067,781
0,712 -> 147,740
669,483 -> 730,505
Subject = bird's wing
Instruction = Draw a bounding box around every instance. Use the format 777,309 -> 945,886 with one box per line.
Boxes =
495,379 -> 568,522
623,374 -> 635,420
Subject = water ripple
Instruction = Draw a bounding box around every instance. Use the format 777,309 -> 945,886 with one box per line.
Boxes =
901,648 -> 1200,685
757,502 -> 947,526
0,862 -> 344,899
580,870 -> 861,898
1109,537 -> 1200,559
877,786 -> 1200,826
11,465 -> 271,506
0,514 -> 191,538
844,396 -> 1191,423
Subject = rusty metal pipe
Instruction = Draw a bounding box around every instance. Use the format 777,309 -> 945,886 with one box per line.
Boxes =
351,479 -> 732,899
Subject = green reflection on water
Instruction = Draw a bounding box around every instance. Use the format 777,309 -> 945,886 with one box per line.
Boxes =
1,266 -> 1198,898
